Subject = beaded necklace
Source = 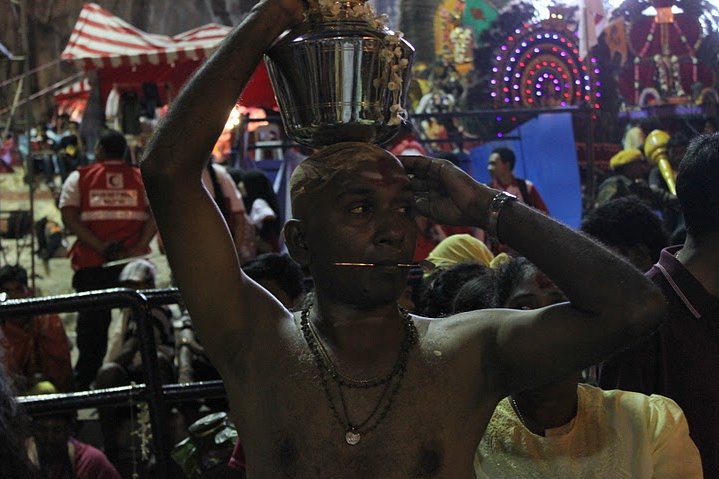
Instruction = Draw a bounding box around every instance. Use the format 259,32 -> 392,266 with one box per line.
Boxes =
300,302 -> 417,445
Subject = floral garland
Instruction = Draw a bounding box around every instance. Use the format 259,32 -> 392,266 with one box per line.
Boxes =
653,54 -> 686,98
449,27 -> 473,65
311,0 -> 410,126
670,55 -> 686,97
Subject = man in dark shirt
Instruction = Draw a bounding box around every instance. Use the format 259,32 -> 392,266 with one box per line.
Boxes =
599,133 -> 719,478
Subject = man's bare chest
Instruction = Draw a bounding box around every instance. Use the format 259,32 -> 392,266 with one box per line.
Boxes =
224,331 -> 490,478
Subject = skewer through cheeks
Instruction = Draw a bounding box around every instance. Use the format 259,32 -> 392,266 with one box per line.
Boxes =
332,262 -> 418,268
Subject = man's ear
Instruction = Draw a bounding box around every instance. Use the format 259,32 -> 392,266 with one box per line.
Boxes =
283,219 -> 310,266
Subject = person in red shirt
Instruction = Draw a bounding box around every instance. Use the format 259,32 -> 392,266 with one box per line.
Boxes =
488,147 -> 549,214
0,265 -> 73,394
28,407 -> 121,479
59,130 -> 157,390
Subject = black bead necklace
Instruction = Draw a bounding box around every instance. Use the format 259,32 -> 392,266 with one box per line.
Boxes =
300,302 -> 418,445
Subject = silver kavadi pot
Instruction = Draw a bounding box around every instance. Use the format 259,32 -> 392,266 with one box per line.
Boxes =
264,1 -> 415,148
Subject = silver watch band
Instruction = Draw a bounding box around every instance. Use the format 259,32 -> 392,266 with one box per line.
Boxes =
487,191 -> 517,243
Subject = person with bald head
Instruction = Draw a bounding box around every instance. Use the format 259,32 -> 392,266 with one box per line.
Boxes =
140,0 -> 666,476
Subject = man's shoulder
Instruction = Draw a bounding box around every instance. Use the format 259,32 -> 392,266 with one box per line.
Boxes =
645,262 -> 663,285
84,161 -> 139,172
59,169 -> 81,190
77,162 -> 107,174
515,177 -> 545,195
645,248 -> 699,310
512,176 -> 536,195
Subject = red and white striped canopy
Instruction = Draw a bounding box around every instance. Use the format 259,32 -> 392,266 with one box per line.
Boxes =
53,78 -> 91,100
61,3 -> 230,70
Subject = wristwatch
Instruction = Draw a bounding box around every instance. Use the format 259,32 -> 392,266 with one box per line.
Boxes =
487,191 -> 517,243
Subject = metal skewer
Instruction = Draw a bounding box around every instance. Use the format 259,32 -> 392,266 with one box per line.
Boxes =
333,262 -> 418,268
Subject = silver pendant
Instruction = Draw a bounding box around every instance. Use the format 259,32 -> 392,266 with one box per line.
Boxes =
345,430 -> 361,445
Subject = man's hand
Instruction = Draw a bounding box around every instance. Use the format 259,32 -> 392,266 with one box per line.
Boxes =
399,155 -> 490,227
102,242 -> 126,262
125,245 -> 148,259
257,0 -> 308,29
177,366 -> 194,385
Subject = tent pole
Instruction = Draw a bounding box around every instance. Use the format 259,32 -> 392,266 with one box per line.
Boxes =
19,0 -> 36,291
1,77 -> 23,139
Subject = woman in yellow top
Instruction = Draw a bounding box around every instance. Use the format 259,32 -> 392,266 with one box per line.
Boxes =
452,257 -> 702,479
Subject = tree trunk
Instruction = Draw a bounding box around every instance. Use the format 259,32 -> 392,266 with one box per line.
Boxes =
400,0 -> 441,64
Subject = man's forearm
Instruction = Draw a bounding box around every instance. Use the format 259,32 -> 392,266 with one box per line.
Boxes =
72,224 -> 106,253
61,209 -> 106,253
134,219 -> 158,250
487,199 -> 662,323
142,1 -> 295,175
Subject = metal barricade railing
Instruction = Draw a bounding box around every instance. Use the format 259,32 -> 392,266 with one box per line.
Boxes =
0,287 -> 228,479
17,381 -> 227,415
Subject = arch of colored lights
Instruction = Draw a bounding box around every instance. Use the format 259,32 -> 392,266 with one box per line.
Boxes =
490,20 -> 601,109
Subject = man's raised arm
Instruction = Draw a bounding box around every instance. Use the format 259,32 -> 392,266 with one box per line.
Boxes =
400,155 -> 666,396
140,0 -> 305,369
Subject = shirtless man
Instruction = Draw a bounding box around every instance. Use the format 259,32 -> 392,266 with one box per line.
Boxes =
140,0 -> 665,476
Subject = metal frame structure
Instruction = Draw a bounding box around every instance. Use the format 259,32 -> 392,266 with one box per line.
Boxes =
1,287 -> 227,479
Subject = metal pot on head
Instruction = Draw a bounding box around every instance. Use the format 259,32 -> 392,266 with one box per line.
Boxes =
264,0 -> 414,148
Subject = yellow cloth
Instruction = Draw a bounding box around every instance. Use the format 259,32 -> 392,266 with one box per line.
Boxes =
609,148 -> 643,170
425,234 -> 494,273
489,253 -> 511,269
475,384 -> 702,479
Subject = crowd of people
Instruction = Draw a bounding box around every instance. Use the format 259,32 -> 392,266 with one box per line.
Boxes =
1,0 -> 718,478
0,124 -> 291,476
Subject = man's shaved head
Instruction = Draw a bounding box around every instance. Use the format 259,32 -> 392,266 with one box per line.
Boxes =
289,142 -> 403,219
284,141 -> 415,305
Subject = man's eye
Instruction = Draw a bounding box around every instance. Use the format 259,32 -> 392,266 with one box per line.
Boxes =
396,205 -> 413,215
349,205 -> 370,214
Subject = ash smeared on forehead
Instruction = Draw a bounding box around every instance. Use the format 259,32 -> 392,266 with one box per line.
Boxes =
290,142 -> 403,217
